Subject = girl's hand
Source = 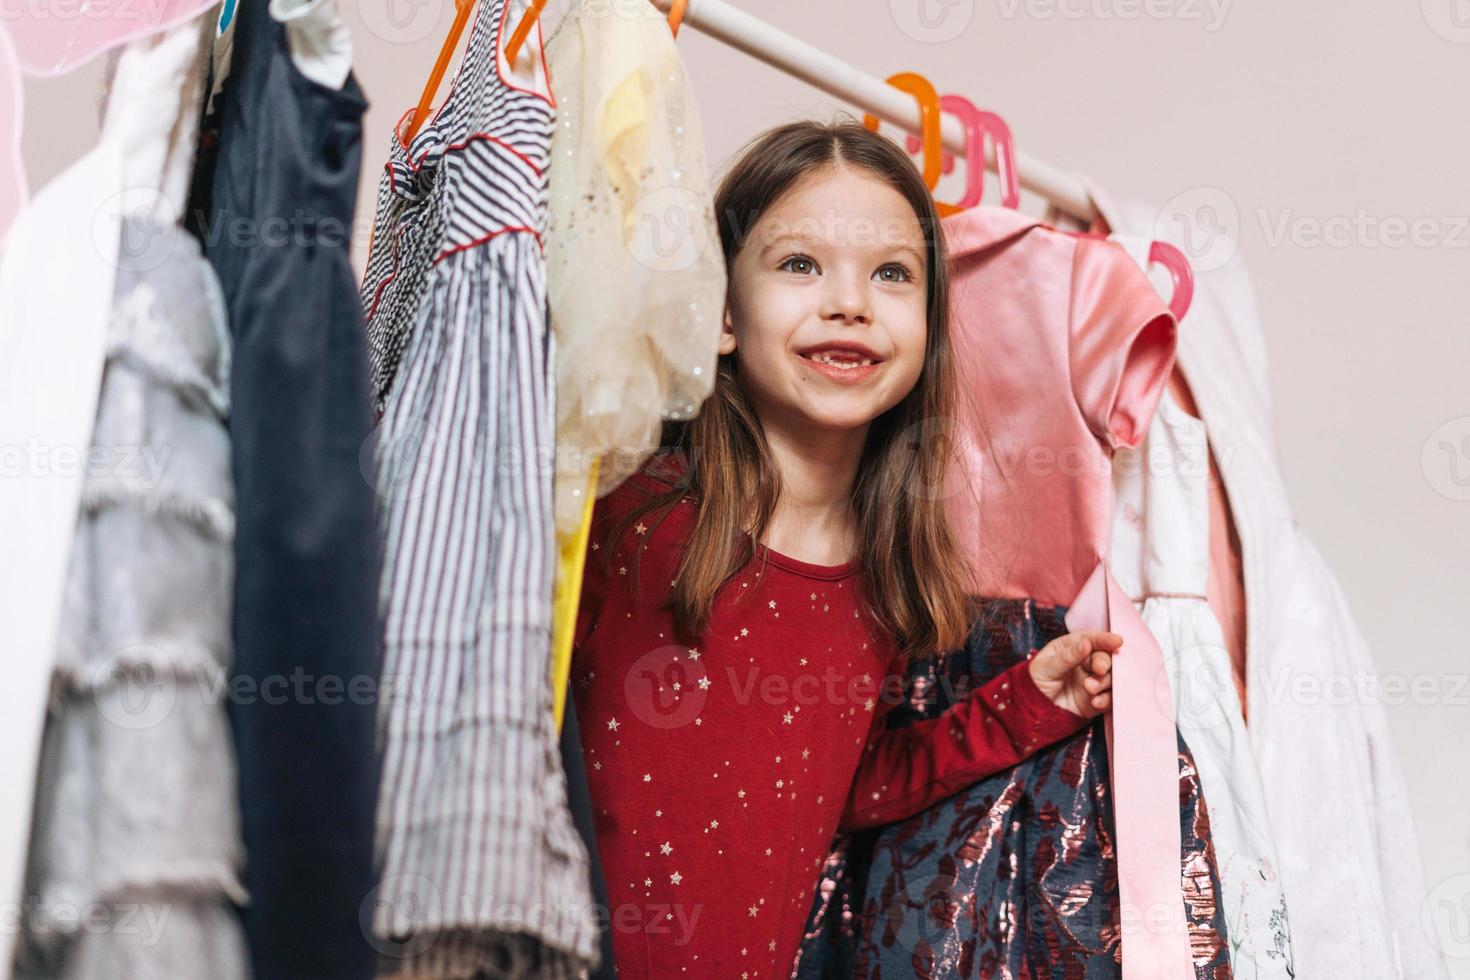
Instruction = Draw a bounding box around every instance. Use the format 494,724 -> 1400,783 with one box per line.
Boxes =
1027,631 -> 1122,719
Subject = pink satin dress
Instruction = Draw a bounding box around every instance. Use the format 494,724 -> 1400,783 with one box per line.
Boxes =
796,206 -> 1232,980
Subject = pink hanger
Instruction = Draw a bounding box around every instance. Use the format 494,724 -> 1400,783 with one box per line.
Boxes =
905,95 -> 1020,210
0,23 -> 24,243
1065,233 -> 1193,323
1147,241 -> 1193,321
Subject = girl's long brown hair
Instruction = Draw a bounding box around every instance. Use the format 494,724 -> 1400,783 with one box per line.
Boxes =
600,119 -> 977,662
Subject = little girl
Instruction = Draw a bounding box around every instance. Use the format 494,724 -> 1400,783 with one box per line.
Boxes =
570,120 -> 1121,979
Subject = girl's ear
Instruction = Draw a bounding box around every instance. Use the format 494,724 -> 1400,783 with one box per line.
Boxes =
718,304 -> 737,356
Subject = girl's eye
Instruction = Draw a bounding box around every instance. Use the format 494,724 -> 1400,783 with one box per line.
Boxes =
779,255 -> 817,275
875,263 -> 914,283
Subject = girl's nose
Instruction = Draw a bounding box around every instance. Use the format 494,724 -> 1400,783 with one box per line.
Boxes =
819,270 -> 873,325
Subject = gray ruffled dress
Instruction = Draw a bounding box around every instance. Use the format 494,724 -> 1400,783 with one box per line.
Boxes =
12,20 -> 250,980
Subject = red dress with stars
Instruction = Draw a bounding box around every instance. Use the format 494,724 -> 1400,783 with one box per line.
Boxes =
572,458 -> 1088,979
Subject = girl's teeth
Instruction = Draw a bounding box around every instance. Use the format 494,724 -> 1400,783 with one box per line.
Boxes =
810,353 -> 874,368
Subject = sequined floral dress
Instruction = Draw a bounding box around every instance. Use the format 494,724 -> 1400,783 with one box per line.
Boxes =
796,599 -> 1234,979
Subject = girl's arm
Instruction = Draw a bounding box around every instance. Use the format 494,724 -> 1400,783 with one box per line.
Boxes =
839,633 -> 1115,832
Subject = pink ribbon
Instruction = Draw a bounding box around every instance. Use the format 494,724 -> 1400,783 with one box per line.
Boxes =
1065,558 -> 1193,978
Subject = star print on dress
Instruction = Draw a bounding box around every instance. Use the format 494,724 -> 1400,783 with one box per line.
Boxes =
572,457 -> 1088,980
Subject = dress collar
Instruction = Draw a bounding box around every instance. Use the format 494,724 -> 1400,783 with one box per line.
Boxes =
939,204 -> 1047,259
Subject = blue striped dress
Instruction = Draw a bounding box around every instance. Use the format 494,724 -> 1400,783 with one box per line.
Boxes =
360,0 -> 597,974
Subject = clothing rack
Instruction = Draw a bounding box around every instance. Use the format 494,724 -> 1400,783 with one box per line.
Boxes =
646,0 -> 1098,222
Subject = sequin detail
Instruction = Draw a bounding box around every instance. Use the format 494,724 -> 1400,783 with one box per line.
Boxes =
797,597 -> 1234,979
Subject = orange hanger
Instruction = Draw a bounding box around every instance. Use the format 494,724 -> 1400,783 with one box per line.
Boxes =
403,0 -> 481,145
415,0 -> 681,144
505,0 -> 550,65
507,0 -> 682,108
667,0 -> 689,36
862,73 -> 957,217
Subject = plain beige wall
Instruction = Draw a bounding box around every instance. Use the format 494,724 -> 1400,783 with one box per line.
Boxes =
20,0 -> 1469,971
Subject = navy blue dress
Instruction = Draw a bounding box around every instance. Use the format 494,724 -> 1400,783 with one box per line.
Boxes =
188,2 -> 380,976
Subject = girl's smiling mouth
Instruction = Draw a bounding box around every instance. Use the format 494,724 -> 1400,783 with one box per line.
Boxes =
799,352 -> 876,382
796,341 -> 884,382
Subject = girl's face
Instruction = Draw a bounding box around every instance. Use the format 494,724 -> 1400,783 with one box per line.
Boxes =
721,164 -> 929,436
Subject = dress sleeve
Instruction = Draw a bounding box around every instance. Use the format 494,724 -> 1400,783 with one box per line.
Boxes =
838,658 -> 1089,832
1068,235 -> 1178,451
